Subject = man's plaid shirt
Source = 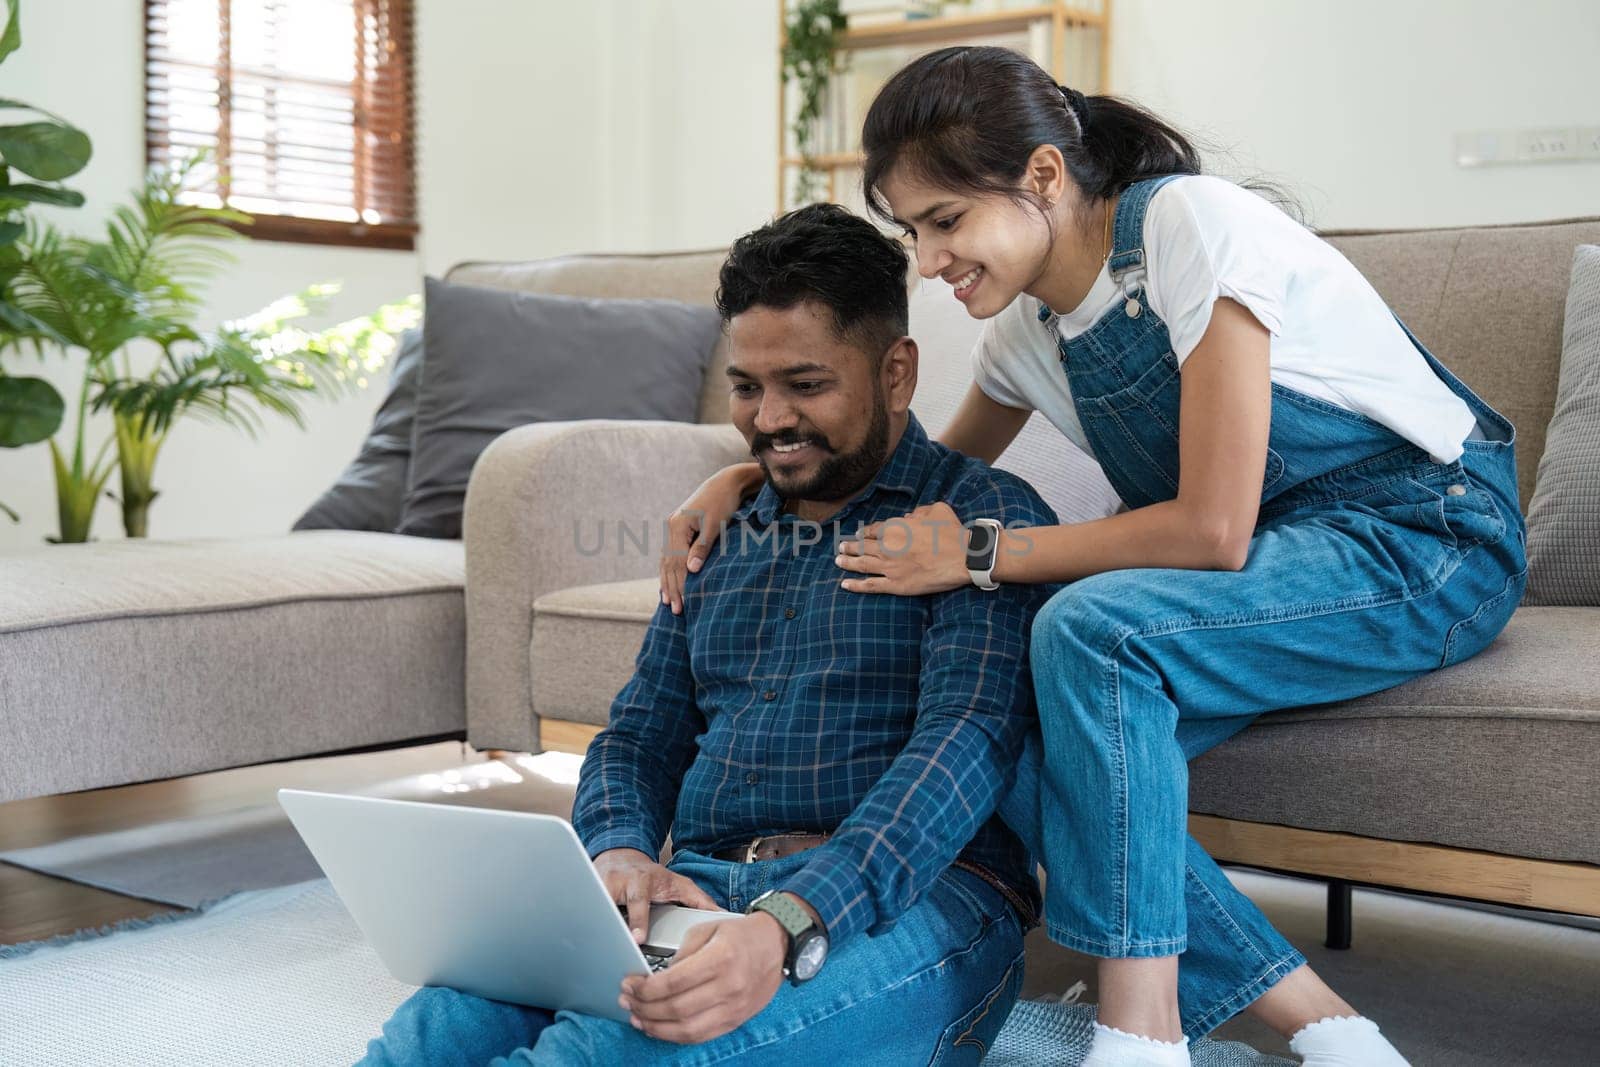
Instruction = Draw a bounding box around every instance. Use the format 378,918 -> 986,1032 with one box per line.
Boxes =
573,414 -> 1059,948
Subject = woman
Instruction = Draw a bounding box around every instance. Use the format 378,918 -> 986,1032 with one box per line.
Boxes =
660,47 -> 1523,1066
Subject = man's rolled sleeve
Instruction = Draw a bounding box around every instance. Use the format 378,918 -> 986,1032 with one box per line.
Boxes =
572,601 -> 705,860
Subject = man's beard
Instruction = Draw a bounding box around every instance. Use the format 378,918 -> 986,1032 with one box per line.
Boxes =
753,396 -> 891,505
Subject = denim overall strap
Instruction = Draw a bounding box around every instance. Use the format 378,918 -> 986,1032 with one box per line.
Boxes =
1040,174 -> 1488,514
1106,174 -> 1184,308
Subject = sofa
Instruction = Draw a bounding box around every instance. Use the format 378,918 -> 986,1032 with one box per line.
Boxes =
458,218 -> 1600,930
4,216 -> 1596,936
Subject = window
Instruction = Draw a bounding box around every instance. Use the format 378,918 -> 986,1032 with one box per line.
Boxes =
144,0 -> 417,250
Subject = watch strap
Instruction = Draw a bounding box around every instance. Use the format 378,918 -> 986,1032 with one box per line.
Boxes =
966,518 -> 1002,591
748,890 -> 815,946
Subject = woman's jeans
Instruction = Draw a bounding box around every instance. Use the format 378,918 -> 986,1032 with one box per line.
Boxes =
1001,439 -> 1527,1039
356,851 -> 1024,1066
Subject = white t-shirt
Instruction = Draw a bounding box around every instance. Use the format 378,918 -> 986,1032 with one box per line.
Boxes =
972,174 -> 1479,463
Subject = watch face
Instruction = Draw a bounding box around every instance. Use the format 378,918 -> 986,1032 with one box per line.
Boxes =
965,521 -> 997,564
794,932 -> 829,981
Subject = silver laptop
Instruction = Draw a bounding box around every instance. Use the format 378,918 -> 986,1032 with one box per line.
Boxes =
278,788 -> 734,1023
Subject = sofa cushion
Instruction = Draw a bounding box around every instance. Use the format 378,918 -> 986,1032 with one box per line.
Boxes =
0,532 -> 467,802
446,250 -> 732,424
400,277 -> 723,539
293,327 -> 425,534
530,578 -> 659,728
533,580 -> 1600,866
1190,606 -> 1600,865
1323,218 -> 1600,510
1524,245 -> 1600,606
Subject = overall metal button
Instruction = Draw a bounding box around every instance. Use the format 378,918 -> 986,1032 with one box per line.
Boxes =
1124,298 -> 1142,318
1447,484 -> 1468,496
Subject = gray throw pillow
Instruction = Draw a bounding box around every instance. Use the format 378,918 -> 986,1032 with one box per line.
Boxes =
1525,244 -> 1600,605
398,276 -> 722,539
292,326 -> 424,533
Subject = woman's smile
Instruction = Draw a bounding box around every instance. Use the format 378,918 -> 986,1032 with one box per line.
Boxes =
949,265 -> 985,302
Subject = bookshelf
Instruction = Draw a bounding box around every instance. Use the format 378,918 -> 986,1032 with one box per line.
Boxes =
776,0 -> 1114,212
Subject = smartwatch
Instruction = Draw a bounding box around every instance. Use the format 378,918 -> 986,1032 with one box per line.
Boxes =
748,890 -> 829,984
965,518 -> 1004,590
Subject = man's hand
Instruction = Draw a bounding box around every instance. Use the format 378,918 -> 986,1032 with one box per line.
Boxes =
593,848 -> 720,944
619,912 -> 788,1044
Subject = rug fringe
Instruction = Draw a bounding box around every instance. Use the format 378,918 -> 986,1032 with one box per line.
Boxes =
0,887 -> 251,961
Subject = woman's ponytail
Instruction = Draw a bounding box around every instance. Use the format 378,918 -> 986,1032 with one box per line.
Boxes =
1070,93 -> 1201,200
862,46 -> 1201,217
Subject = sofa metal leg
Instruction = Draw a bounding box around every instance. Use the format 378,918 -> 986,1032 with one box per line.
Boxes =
1325,879 -> 1353,950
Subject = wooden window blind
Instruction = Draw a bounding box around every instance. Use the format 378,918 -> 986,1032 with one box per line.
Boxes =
144,0 -> 417,251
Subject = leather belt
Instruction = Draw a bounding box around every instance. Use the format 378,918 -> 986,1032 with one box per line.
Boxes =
711,832 -> 831,864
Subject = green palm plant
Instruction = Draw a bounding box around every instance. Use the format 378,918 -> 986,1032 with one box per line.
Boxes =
2,154 -> 417,541
0,0 -> 93,522
94,285 -> 419,537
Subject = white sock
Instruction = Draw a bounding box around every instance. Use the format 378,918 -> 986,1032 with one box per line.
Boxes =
1289,1015 -> 1410,1066
1082,1021 -> 1191,1067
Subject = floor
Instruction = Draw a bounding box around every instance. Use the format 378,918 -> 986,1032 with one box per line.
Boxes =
4,742 -> 1598,1065
0,741 -> 479,944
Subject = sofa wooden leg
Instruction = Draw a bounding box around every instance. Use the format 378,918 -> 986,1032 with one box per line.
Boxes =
1326,879 -> 1353,950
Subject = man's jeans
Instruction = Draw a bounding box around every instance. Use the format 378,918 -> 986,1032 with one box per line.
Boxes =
357,851 -> 1024,1066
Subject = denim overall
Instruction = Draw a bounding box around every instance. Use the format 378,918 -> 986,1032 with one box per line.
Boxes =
1000,175 -> 1528,1038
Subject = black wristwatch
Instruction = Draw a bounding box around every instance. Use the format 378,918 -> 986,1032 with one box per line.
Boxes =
965,518 -> 1003,590
748,890 -> 829,984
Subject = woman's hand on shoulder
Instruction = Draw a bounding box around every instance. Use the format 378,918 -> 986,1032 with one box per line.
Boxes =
835,501 -> 972,596
660,462 -> 763,614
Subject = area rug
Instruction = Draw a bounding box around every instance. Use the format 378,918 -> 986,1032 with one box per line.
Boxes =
0,753 -> 582,908
0,877 -> 1291,1067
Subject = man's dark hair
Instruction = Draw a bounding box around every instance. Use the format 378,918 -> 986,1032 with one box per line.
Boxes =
715,203 -> 909,362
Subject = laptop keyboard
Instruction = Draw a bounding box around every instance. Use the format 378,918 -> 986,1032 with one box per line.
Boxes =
644,953 -> 671,972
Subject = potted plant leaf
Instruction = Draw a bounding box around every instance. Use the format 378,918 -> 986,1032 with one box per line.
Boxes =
0,0 -> 92,522
782,0 -> 848,206
1,154 -> 417,542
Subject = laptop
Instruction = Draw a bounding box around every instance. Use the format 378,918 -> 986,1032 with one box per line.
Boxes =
277,788 -> 735,1023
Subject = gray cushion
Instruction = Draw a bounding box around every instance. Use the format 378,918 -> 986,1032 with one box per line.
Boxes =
0,532 -> 467,803
1190,606 -> 1600,865
293,328 -> 424,533
399,277 -> 722,539
530,578 -> 659,728
1524,245 -> 1600,605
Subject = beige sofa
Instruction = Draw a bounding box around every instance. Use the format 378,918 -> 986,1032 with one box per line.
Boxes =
5,217 -> 1595,936
457,219 -> 1600,931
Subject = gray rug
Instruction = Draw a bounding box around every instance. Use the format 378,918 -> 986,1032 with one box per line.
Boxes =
0,754 -> 582,908
0,878 -> 1289,1067
9,752 -> 1598,1064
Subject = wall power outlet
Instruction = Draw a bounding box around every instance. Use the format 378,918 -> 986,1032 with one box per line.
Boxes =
1456,126 -> 1600,166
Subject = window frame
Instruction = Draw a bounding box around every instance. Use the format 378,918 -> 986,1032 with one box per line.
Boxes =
142,0 -> 419,252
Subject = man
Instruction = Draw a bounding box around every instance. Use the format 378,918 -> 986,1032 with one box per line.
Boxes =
360,203 -> 1059,1065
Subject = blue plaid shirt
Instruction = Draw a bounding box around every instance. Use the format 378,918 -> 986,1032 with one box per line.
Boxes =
573,414 -> 1059,948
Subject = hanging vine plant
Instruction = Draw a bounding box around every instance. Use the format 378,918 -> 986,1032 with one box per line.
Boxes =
782,0 -> 848,206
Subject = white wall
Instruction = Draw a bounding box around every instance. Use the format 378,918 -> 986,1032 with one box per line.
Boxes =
2,0 -> 1594,552
414,0 -> 778,274
1109,0 -> 1600,229
0,0 -> 419,550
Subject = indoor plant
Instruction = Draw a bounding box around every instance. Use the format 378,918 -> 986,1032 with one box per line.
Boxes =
2,155 -> 416,542
782,0 -> 848,206
0,0 -> 92,522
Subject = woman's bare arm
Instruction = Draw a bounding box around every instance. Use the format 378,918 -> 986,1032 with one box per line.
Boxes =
937,382 -> 1032,465
993,298 -> 1272,582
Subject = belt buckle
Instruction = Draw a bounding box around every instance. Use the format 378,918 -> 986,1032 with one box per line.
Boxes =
743,836 -> 764,864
